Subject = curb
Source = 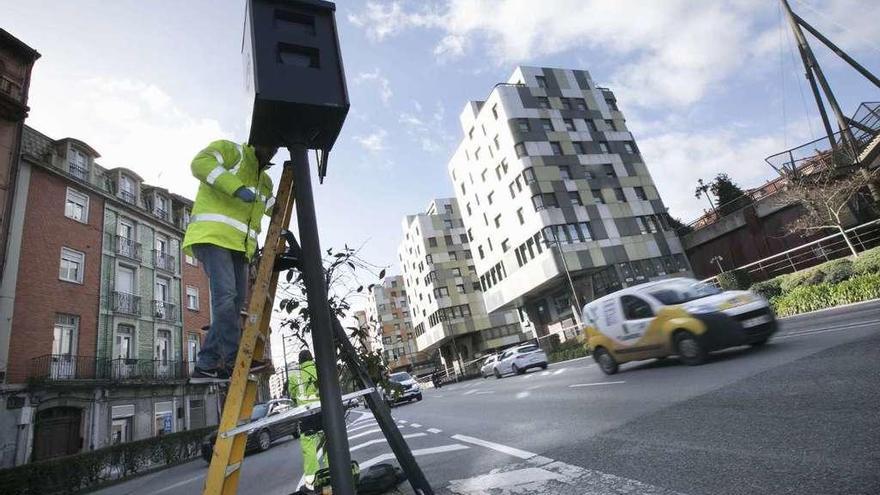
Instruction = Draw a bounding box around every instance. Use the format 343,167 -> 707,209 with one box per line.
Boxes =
777,297 -> 880,321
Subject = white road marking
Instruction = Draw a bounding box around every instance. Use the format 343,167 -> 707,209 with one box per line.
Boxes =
348,428 -> 382,440
347,421 -> 378,433
516,391 -> 530,399
522,373 -> 536,379
398,419 -> 408,423
410,423 -> 422,428
359,444 -> 470,470
540,371 -> 551,376
152,474 -> 203,494
427,428 -> 442,434
350,433 -> 426,452
451,434 -> 536,460
474,391 -> 495,395
776,320 -> 879,340
552,368 -> 566,375
462,389 -> 479,395
449,467 -> 565,492
569,381 -> 625,388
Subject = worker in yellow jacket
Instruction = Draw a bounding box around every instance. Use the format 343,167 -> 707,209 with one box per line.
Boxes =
184,139 -> 276,382
289,349 -> 327,491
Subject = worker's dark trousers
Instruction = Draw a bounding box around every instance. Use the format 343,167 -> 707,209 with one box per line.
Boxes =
193,244 -> 249,371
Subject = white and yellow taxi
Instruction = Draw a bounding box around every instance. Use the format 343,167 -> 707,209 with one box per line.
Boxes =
582,277 -> 777,375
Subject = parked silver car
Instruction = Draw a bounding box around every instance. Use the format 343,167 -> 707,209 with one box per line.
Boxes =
480,354 -> 499,378
492,344 -> 548,378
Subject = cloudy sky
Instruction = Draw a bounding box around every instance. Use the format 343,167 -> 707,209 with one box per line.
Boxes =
4,0 -> 879,353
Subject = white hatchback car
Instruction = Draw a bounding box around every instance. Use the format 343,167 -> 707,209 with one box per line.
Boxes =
492,344 -> 548,378
480,354 -> 499,378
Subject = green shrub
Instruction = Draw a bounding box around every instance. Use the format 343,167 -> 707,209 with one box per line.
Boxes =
0,426 -> 212,495
717,269 -> 751,291
780,266 -> 823,292
822,258 -> 854,284
771,272 -> 880,317
749,277 -> 782,300
853,245 -> 880,275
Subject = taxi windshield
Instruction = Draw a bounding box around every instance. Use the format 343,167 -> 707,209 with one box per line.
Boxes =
649,280 -> 721,305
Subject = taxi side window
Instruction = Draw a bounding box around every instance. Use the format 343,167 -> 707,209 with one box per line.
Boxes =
501,351 -> 512,360
621,295 -> 654,320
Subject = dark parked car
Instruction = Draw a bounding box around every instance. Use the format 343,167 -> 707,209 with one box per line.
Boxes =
202,399 -> 300,463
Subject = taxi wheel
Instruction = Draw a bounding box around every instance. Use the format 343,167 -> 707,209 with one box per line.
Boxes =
594,348 -> 618,375
512,364 -> 522,375
494,368 -> 502,379
674,331 -> 707,365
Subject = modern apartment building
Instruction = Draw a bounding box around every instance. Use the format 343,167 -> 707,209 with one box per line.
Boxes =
365,276 -> 433,376
0,29 -> 39,288
449,66 -> 691,338
0,126 -> 219,467
399,198 -> 529,373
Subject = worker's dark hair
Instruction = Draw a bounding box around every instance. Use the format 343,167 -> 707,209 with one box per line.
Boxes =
298,349 -> 313,364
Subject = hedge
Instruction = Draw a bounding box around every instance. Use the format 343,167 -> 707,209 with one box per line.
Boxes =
853,245 -> 880,275
0,426 -> 213,495
717,269 -> 751,291
547,338 -> 588,363
770,273 -> 880,317
749,278 -> 782,300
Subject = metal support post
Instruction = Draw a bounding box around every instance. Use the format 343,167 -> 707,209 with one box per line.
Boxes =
288,144 -> 355,495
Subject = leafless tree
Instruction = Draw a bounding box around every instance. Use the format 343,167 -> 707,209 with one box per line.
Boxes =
781,151 -> 878,257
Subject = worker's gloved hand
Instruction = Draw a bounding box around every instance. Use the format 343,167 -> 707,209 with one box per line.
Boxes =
234,186 -> 256,203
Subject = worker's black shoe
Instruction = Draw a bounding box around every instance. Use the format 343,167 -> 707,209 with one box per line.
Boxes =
190,367 -> 230,384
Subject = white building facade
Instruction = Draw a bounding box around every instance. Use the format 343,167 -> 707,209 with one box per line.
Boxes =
399,198 -> 529,373
449,66 -> 691,339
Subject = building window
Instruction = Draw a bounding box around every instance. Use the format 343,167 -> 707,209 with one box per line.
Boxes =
516,119 -> 530,132
517,208 -> 524,224
445,234 -> 454,245
559,166 -> 571,180
185,254 -> 197,266
624,142 -> 637,154
186,286 -> 199,310
478,245 -> 485,259
155,401 -> 174,436
444,219 -> 454,229
532,193 -> 558,211
451,267 -> 462,276
155,195 -> 169,220
465,202 -> 472,216
536,97 -> 550,109
428,237 -> 438,247
64,188 -> 89,223
605,97 -> 619,111
634,186 -> 648,200
592,189 -> 606,204
468,127 -> 474,140
572,142 -> 586,155
468,265 -> 476,275
569,192 -> 583,206
493,135 -> 500,150
586,120 -> 598,132
53,314 -> 79,364
467,228 -> 473,241
605,119 -> 616,131
68,149 -> 90,181
494,214 -> 502,228
460,182 -> 466,195
480,170 -> 488,183
614,188 -> 627,202
574,98 -> 588,111
444,204 -> 453,214
426,254 -> 433,264
514,142 -> 527,158
492,103 -> 499,119
603,164 -> 617,178
598,142 -> 610,153
115,324 -> 134,359
535,75 -> 547,88
434,287 -> 449,297
449,251 -> 458,261
501,239 -> 510,252
187,333 -> 200,371
563,118 -> 576,131
475,148 -> 481,160
561,98 -> 572,110
541,119 -> 553,132
119,175 -> 137,204
550,142 -> 563,156
488,192 -> 494,205
495,164 -> 503,180
59,247 -> 85,284
456,284 -> 466,294
522,167 -> 537,184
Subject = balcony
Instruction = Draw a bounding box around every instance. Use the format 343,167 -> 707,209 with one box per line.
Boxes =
112,291 -> 141,315
153,208 -> 168,221
153,250 -> 176,273
68,163 -> 90,182
29,355 -> 189,383
117,190 -> 137,205
114,235 -> 142,261
152,300 -> 178,322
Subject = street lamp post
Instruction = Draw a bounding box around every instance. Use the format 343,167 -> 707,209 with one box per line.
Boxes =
711,255 -> 725,274
548,231 -> 583,328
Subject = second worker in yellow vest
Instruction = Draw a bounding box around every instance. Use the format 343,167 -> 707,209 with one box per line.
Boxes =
184,139 -> 277,382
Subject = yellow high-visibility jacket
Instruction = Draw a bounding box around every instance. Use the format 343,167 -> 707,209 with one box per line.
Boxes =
289,360 -> 320,405
182,140 -> 274,260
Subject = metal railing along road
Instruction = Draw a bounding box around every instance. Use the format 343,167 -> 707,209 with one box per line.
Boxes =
30,355 -> 189,382
702,219 -> 880,286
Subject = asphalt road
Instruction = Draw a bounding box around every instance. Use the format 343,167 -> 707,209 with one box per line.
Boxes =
91,300 -> 880,495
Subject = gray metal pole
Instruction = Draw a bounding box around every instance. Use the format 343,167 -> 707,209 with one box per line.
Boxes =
288,145 -> 355,495
552,233 -> 582,326
793,13 -> 880,90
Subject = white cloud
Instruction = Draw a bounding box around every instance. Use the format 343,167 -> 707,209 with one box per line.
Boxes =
347,1 -> 442,41
397,101 -> 452,154
354,68 -> 393,105
26,75 -> 229,199
354,129 -> 389,152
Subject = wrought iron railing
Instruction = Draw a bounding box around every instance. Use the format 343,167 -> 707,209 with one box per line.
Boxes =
68,163 -> 90,182
152,300 -> 178,322
154,207 -> 168,221
30,355 -> 189,382
112,291 -> 141,315
117,190 -> 137,205
114,235 -> 142,261
153,250 -> 176,272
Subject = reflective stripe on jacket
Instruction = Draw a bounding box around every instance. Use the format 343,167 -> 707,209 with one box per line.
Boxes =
289,360 -> 320,404
182,140 -> 274,259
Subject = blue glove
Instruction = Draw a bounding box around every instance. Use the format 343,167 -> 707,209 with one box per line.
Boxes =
234,187 -> 256,203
